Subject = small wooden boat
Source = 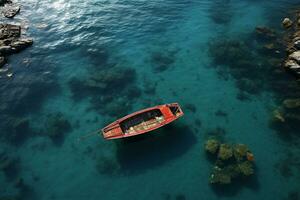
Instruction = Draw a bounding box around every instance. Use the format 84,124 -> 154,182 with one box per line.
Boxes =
102,103 -> 184,140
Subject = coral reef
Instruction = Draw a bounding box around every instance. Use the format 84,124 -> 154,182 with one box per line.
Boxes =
218,144 -> 233,160
84,67 -> 136,92
205,139 -> 220,154
205,139 -> 255,185
42,112 -> 72,144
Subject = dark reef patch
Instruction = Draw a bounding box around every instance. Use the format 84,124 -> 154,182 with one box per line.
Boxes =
205,139 -> 259,196
149,49 -> 178,73
39,112 -> 72,146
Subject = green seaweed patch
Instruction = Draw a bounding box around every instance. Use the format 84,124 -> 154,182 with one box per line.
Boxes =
205,139 -> 255,186
218,144 -> 233,161
205,139 -> 220,155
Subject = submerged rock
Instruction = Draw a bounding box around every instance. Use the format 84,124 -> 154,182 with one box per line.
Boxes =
85,67 -> 136,91
218,144 -> 233,160
283,98 -> 300,109
233,144 -> 249,161
205,139 -> 220,154
210,166 -> 232,184
237,161 -> 254,176
206,140 -> 255,186
255,26 -> 276,40
282,18 -> 293,29
44,113 -> 72,142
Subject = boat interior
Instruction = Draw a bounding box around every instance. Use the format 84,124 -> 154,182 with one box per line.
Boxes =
169,105 -> 182,116
120,109 -> 165,134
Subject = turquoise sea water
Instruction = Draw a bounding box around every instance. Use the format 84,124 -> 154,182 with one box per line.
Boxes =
1,0 -> 300,199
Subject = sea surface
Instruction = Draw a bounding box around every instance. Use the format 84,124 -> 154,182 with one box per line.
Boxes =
1,0 -> 300,199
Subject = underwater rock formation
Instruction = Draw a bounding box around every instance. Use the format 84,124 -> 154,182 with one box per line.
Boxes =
205,139 -> 220,154
84,67 -> 136,92
205,139 -> 255,185
218,144 -> 233,160
69,65 -> 140,118
283,98 -> 300,109
255,26 -> 276,41
43,113 -> 72,143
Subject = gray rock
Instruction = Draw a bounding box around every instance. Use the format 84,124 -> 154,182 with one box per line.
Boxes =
282,18 -> 293,29
10,38 -> 33,51
284,59 -> 299,69
0,24 -> 21,39
294,40 -> 300,49
3,4 -> 20,18
289,51 -> 300,63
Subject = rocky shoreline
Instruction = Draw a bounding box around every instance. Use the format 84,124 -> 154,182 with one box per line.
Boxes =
283,14 -> 300,78
0,0 -> 32,69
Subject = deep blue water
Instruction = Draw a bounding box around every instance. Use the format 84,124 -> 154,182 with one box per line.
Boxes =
1,0 -> 300,199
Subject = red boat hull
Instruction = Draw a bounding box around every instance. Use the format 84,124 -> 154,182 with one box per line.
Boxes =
101,103 -> 184,140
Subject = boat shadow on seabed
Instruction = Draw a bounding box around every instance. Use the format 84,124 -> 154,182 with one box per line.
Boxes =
114,123 -> 197,175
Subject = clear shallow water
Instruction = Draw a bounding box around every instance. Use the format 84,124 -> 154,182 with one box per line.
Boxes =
1,0 -> 300,199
